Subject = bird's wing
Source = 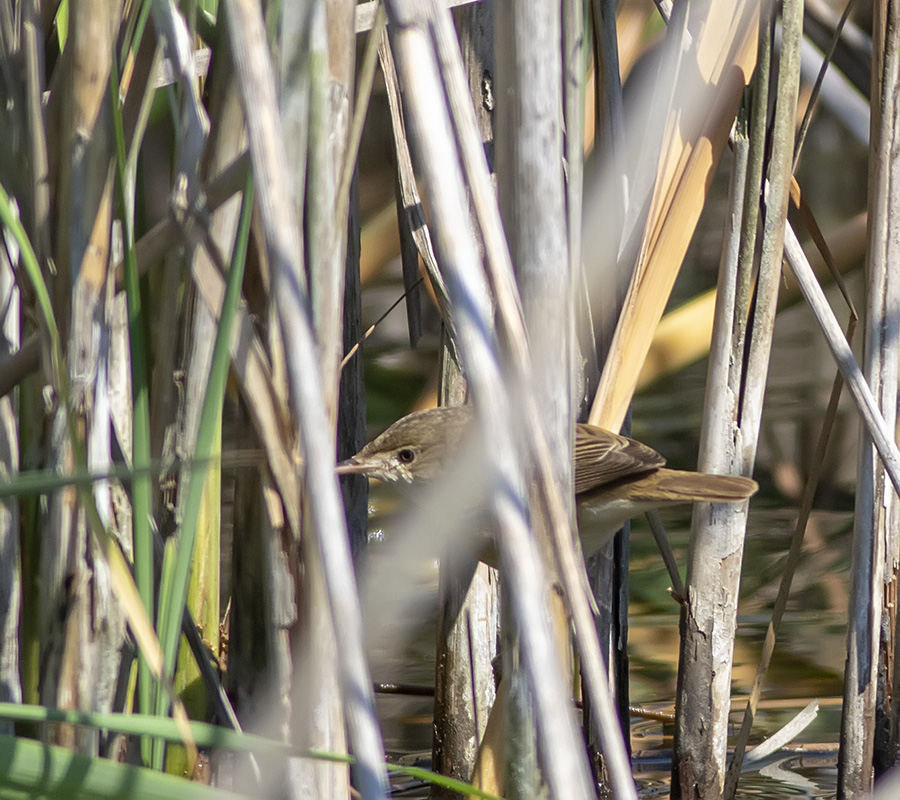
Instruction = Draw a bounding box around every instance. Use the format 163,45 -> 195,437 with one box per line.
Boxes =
574,424 -> 666,495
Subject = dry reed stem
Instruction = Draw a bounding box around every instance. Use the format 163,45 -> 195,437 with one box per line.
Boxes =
377,34 -> 451,326
677,100 -> 752,800
840,0 -> 900,788
494,0 -> 576,792
783,225 -> 900,498
678,2 -> 800,794
430,4 -> 500,791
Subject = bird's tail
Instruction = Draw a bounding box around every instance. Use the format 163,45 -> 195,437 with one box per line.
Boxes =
631,468 -> 758,503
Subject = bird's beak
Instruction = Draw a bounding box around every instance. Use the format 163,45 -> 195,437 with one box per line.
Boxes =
335,457 -> 373,476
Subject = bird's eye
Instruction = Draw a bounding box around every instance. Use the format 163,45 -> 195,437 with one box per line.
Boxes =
397,448 -> 416,464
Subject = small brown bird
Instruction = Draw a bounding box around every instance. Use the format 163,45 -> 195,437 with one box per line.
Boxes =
337,406 -> 757,559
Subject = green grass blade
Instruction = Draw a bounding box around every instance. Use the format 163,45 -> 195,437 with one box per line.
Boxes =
0,732 -> 249,800
0,705 -> 505,799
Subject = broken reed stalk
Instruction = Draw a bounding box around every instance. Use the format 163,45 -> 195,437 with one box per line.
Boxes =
720,39 -> 865,787
674,94 -> 753,800
46,0 -> 125,757
736,0 -> 803,470
677,1 -> 799,795
677,3 -> 802,796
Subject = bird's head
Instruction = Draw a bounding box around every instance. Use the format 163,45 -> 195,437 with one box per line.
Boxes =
337,406 -> 475,485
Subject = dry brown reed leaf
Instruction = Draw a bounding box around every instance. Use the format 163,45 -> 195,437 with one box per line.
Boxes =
589,0 -> 759,431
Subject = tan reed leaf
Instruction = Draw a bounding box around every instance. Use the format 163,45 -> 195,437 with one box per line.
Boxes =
590,0 -> 759,431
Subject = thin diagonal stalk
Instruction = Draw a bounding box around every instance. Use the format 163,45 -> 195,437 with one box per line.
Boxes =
792,0 -> 858,169
782,224 -> 900,498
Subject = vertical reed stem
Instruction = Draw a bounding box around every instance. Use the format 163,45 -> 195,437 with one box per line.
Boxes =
842,0 -> 900,789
